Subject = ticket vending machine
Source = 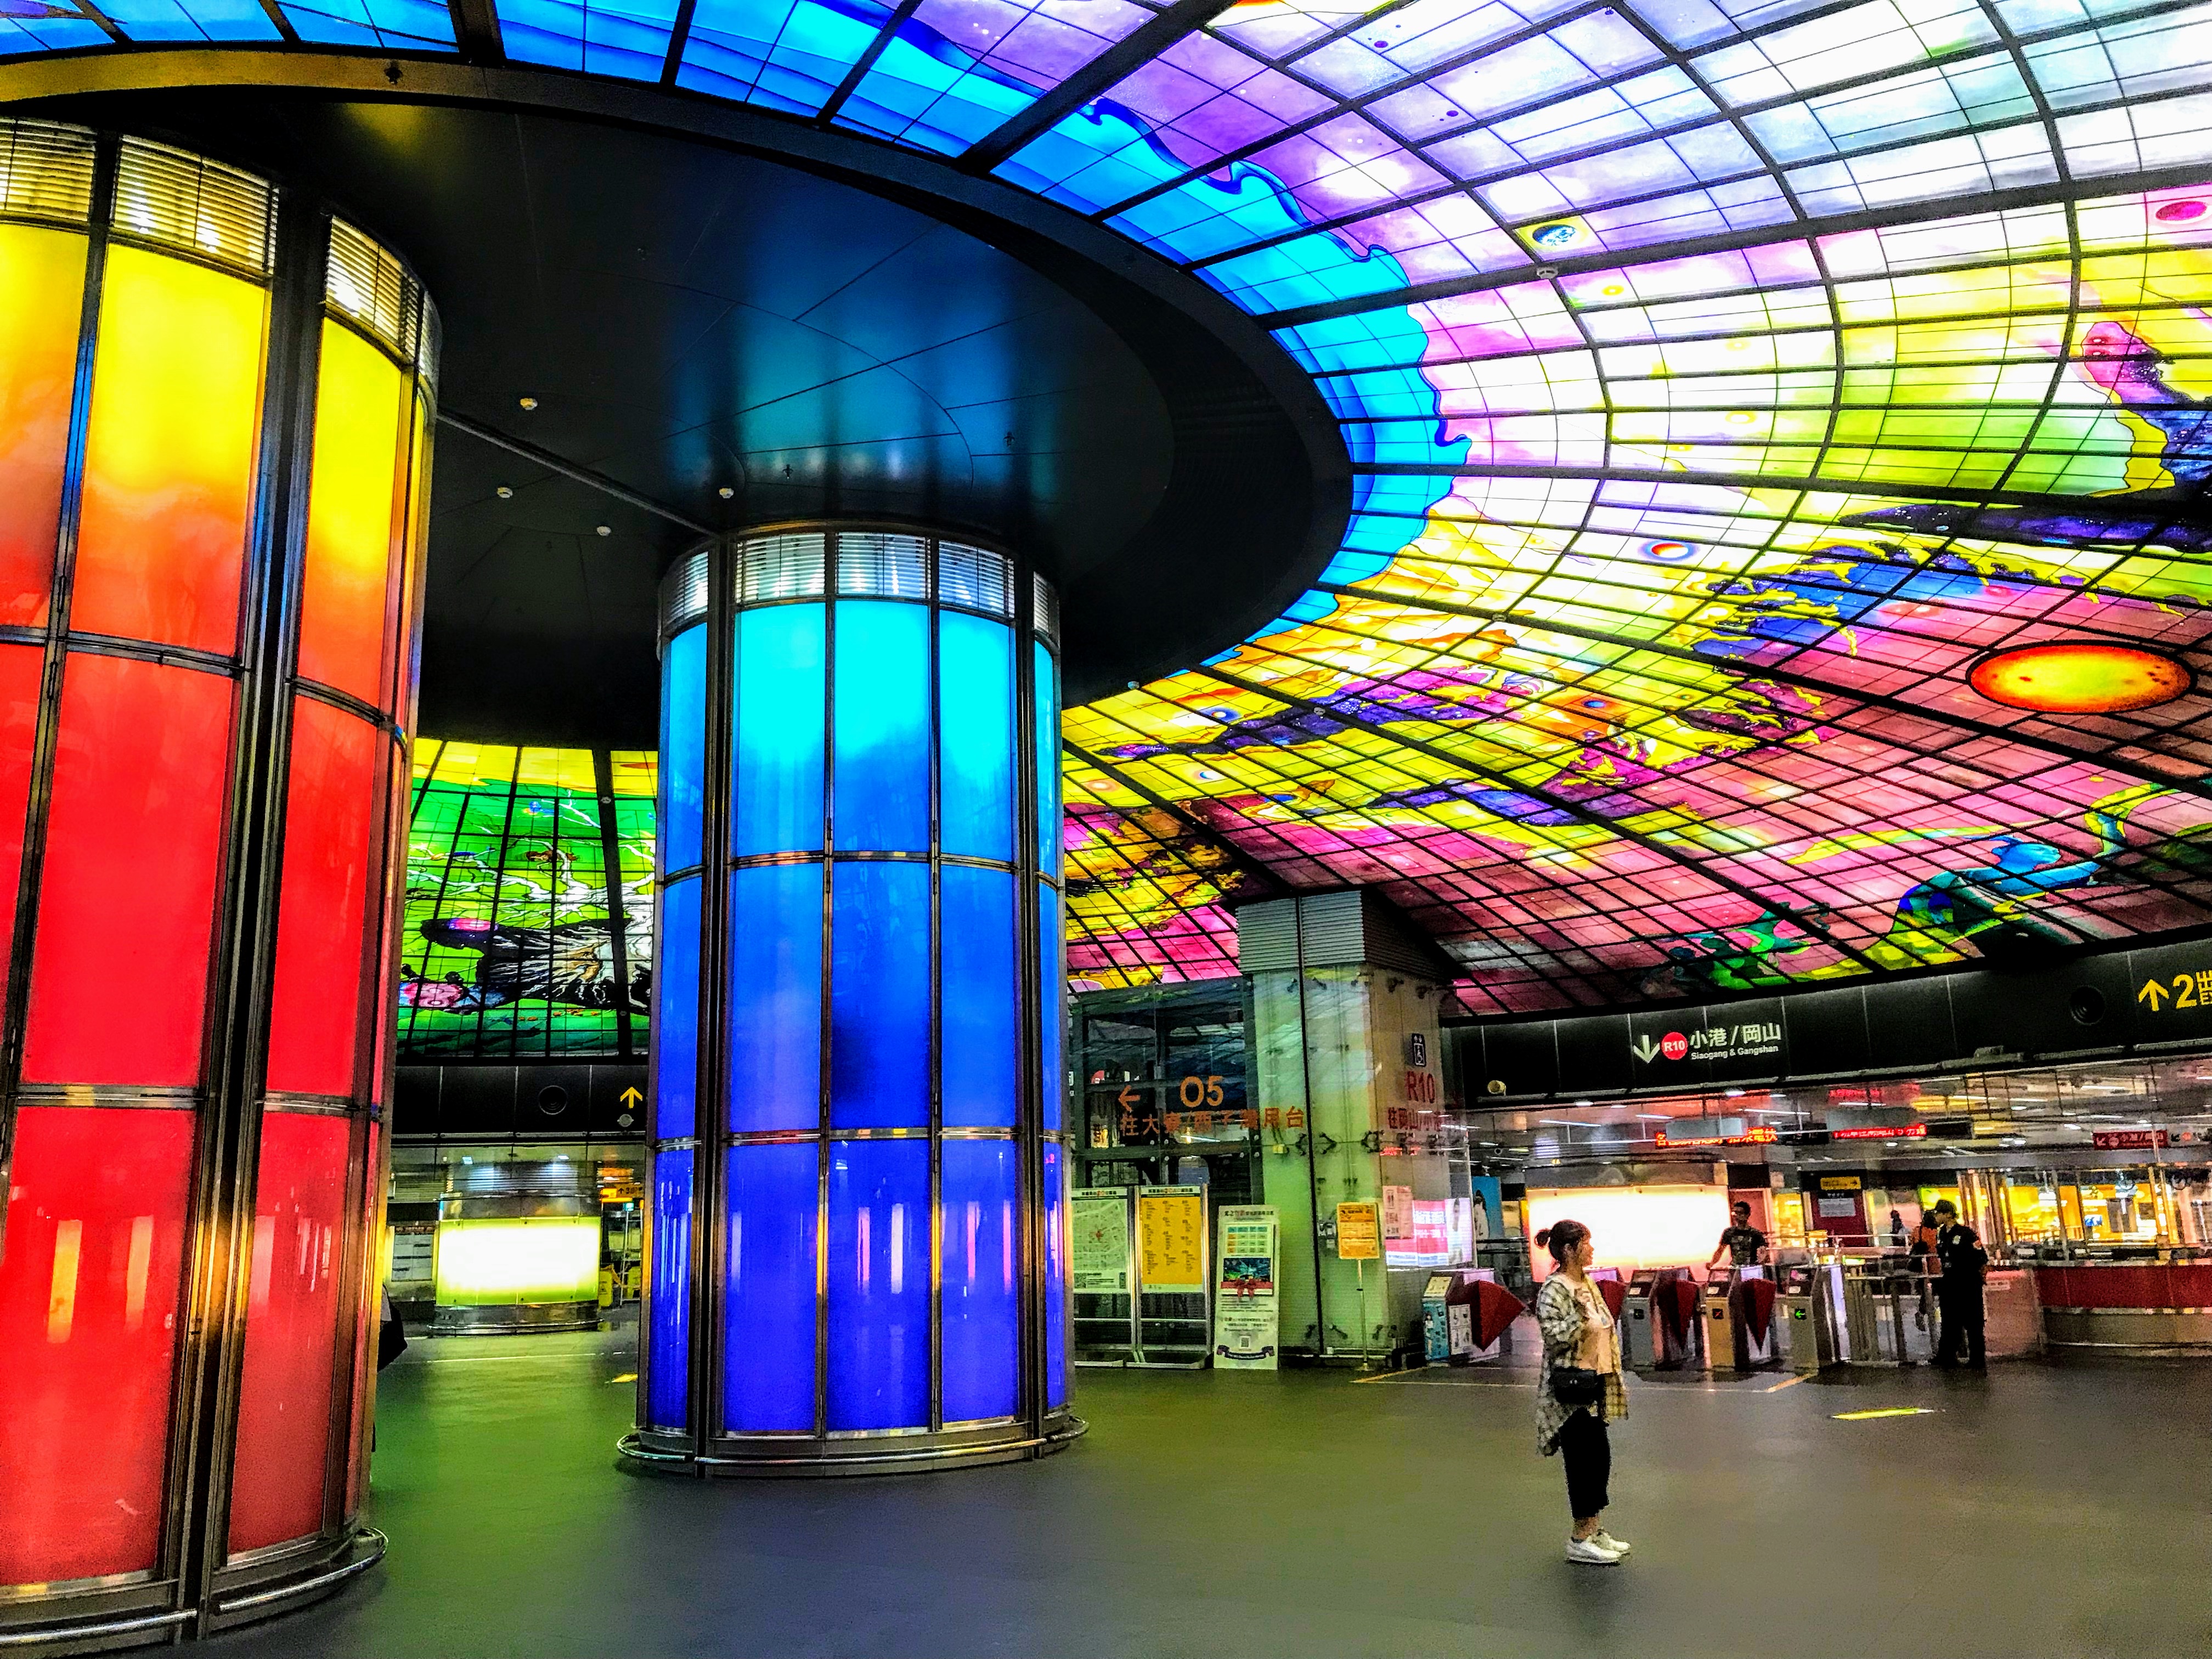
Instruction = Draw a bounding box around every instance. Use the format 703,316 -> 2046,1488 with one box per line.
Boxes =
1704,1266 -> 1781,1372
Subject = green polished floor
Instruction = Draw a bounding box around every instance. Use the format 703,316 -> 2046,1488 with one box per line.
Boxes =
211,1327 -> 2210,1658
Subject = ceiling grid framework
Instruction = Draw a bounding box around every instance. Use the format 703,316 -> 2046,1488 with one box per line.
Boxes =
12,0 -> 2212,1012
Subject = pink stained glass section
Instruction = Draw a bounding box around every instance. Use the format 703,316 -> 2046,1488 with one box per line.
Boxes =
21,654 -> 234,1086
227,1109 -> 352,1557
265,698 -> 383,1098
0,1105 -> 195,1587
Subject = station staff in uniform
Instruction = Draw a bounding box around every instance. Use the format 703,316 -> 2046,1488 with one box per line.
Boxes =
1930,1199 -> 1989,1370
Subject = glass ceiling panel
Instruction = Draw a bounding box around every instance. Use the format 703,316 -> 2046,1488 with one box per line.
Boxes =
15,1 -> 2212,1009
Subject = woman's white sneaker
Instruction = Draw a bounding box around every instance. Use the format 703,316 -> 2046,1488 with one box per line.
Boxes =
1565,1536 -> 1621,1565
1591,1530 -> 1632,1556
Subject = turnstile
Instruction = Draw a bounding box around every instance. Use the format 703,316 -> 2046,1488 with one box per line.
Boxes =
1703,1265 -> 1780,1372
1777,1262 -> 1852,1372
1623,1271 -> 1659,1370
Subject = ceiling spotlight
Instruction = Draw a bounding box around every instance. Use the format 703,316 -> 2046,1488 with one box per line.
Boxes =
718,486 -> 735,499
518,396 -> 538,410
595,525 -> 612,537
496,485 -> 514,499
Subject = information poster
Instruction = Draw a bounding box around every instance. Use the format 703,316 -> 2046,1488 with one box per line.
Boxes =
1336,1200 -> 1380,1261
1212,1206 -> 1279,1369
1383,1183 -> 1414,1240
1071,1188 -> 1132,1293
1137,1187 -> 1207,1293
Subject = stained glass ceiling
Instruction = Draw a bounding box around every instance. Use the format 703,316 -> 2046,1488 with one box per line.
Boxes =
13,0 -> 2212,1015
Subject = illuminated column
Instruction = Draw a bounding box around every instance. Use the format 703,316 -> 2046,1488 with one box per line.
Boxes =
625,525 -> 1080,1474
0,122 -> 434,1644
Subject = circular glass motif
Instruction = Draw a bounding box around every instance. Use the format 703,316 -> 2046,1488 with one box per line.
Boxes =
1528,221 -> 1581,249
1967,643 -> 2193,713
2156,199 -> 2207,222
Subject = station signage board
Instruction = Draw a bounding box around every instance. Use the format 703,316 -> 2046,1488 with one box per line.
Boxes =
1653,1125 -> 1775,1149
1334,1201 -> 1380,1261
2093,1130 -> 2169,1150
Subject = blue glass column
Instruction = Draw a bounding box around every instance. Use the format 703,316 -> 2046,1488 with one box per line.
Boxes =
624,525 -> 1080,1475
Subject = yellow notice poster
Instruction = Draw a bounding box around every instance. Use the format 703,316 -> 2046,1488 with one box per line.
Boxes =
1137,1187 -> 1207,1293
1336,1201 -> 1380,1261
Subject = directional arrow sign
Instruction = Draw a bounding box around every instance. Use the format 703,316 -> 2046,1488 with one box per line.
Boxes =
1118,1085 -> 1139,1108
620,1086 -> 644,1108
1630,1035 -> 1661,1063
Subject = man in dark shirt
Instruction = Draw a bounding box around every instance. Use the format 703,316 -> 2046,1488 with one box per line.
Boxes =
1708,1201 -> 1767,1268
1930,1199 -> 1989,1369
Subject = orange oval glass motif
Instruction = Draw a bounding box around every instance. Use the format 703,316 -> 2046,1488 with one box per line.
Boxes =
1967,643 -> 2192,713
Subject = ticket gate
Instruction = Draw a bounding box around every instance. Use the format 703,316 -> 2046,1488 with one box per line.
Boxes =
1623,1269 -> 1701,1371
1421,1270 -> 1522,1365
1703,1266 -> 1780,1372
1623,1271 -> 1660,1370
1777,1262 -> 1850,1373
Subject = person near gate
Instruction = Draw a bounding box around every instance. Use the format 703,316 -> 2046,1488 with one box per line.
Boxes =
1534,1220 -> 1632,1565
1707,1201 -> 1767,1269
1930,1199 -> 1989,1369
1910,1207 -> 1943,1330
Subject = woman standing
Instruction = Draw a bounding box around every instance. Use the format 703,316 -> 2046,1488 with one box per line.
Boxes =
1534,1220 -> 1631,1565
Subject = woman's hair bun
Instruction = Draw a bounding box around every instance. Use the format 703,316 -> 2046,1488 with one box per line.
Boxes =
1544,1218 -> 1590,1267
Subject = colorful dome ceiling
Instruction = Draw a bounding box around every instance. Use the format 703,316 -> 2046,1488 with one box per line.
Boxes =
12,0 -> 2212,1014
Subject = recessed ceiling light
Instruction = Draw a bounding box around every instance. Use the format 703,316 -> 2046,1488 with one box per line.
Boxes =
518,396 -> 538,410
595,526 -> 612,537
719,486 -> 735,499
1573,1099 -> 1592,1107
496,485 -> 513,499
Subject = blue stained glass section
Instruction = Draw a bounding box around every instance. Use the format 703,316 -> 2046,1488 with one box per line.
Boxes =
1042,1139 -> 1067,1409
1038,878 -> 1063,1133
280,0 -> 455,48
501,0 -> 680,78
830,861 -> 929,1128
940,1138 -> 1019,1423
101,0 -> 279,42
937,609 -> 1013,862
724,1141 -> 820,1433
727,862 -> 824,1133
661,622 -> 706,873
827,1137 -> 930,1431
832,601 -> 928,853
734,603 -> 825,856
677,0 -> 893,116
652,876 -> 701,1141
1032,638 -> 1059,877
0,15 -> 111,52
940,865 -> 1016,1128
646,1147 -> 693,1431
837,18 -> 1046,156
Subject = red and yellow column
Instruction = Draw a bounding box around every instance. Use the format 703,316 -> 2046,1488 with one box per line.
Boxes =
0,121 -> 433,1646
